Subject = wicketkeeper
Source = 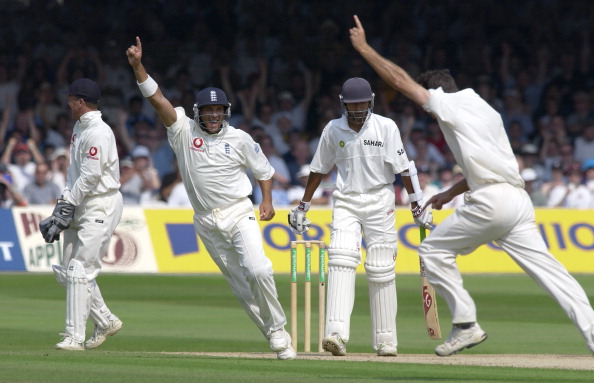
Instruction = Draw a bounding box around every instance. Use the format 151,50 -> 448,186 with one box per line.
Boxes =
41,78 -> 124,351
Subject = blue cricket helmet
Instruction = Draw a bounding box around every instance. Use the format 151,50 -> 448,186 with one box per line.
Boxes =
193,87 -> 231,134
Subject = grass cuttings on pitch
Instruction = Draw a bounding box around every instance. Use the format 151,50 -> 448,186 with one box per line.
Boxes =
0,273 -> 593,382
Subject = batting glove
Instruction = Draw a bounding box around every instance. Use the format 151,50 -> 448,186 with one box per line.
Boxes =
412,204 -> 433,230
288,201 -> 311,235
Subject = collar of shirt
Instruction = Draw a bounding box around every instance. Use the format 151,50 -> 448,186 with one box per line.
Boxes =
79,110 -> 102,127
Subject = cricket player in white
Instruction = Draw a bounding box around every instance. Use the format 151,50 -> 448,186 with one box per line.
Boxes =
40,78 -> 123,351
126,37 -> 296,360
289,77 -> 433,356
350,14 -> 594,356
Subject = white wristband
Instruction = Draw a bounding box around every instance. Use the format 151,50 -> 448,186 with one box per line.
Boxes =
137,75 -> 158,98
298,201 -> 311,212
408,192 -> 424,203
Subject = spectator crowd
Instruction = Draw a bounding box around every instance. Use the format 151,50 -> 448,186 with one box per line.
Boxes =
1,0 -> 593,208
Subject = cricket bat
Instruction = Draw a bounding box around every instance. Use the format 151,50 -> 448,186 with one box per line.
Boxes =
420,227 -> 441,339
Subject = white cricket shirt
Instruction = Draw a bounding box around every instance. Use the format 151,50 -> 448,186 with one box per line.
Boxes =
310,113 -> 409,194
65,111 -> 121,206
167,107 -> 274,212
423,88 -> 524,191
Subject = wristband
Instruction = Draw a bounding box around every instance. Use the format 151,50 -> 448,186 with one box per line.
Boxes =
62,189 -> 71,201
408,191 -> 424,203
298,201 -> 311,212
137,75 -> 158,98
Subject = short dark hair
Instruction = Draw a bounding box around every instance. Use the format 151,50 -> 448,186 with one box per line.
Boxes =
417,69 -> 459,93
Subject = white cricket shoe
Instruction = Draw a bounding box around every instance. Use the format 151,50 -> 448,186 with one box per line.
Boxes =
435,323 -> 487,356
85,318 -> 123,349
269,329 -> 296,360
322,333 -> 347,356
55,334 -> 84,351
377,342 -> 398,356
276,345 -> 297,360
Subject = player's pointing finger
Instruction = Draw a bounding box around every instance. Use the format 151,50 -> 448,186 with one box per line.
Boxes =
353,14 -> 362,29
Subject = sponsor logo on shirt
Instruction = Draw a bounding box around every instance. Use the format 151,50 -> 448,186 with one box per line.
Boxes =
254,144 -> 260,153
363,140 -> 384,147
87,146 -> 99,160
191,137 -> 205,152
339,141 -> 345,147
225,143 -> 230,154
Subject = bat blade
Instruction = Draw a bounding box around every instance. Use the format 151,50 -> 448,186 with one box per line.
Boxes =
420,227 -> 442,340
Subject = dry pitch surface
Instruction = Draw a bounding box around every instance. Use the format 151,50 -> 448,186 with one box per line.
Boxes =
166,352 -> 593,370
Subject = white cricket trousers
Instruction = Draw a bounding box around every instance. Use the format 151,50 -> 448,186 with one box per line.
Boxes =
61,190 -> 123,339
194,197 -> 287,339
63,190 -> 123,280
419,183 -> 594,352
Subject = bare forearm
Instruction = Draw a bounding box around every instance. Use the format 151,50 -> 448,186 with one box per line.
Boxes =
258,178 -> 273,204
359,46 -> 408,90
302,172 -> 324,202
447,178 -> 469,198
401,174 -> 420,207
130,63 -> 149,83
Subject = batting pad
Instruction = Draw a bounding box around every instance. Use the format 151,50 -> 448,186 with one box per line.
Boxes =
88,280 -> 112,329
329,229 -> 361,268
365,244 -> 398,349
368,278 -> 397,349
364,244 -> 396,283
52,265 -> 67,287
66,259 -> 90,342
325,265 -> 356,341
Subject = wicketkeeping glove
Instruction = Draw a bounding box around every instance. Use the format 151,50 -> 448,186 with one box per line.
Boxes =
39,216 -> 60,243
39,198 -> 76,243
412,203 -> 433,230
288,201 -> 311,235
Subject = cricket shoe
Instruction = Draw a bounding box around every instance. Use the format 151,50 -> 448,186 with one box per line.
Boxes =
85,318 -> 123,349
435,323 -> 487,356
322,333 -> 347,356
269,329 -> 296,360
55,334 -> 84,351
377,342 -> 398,356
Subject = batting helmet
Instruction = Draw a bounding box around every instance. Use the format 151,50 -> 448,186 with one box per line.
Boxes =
193,87 -> 232,134
339,78 -> 375,124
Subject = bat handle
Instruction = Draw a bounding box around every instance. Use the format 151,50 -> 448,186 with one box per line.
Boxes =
420,227 -> 426,241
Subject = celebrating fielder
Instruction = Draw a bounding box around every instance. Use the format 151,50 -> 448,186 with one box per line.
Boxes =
41,78 -> 124,350
126,37 -> 296,360
350,14 -> 594,356
289,77 -> 433,356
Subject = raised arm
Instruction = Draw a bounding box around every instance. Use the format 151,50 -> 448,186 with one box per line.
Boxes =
126,37 -> 177,127
349,15 -> 430,107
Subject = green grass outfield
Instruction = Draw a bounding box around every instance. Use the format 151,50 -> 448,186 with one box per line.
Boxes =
1,273 -> 593,382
